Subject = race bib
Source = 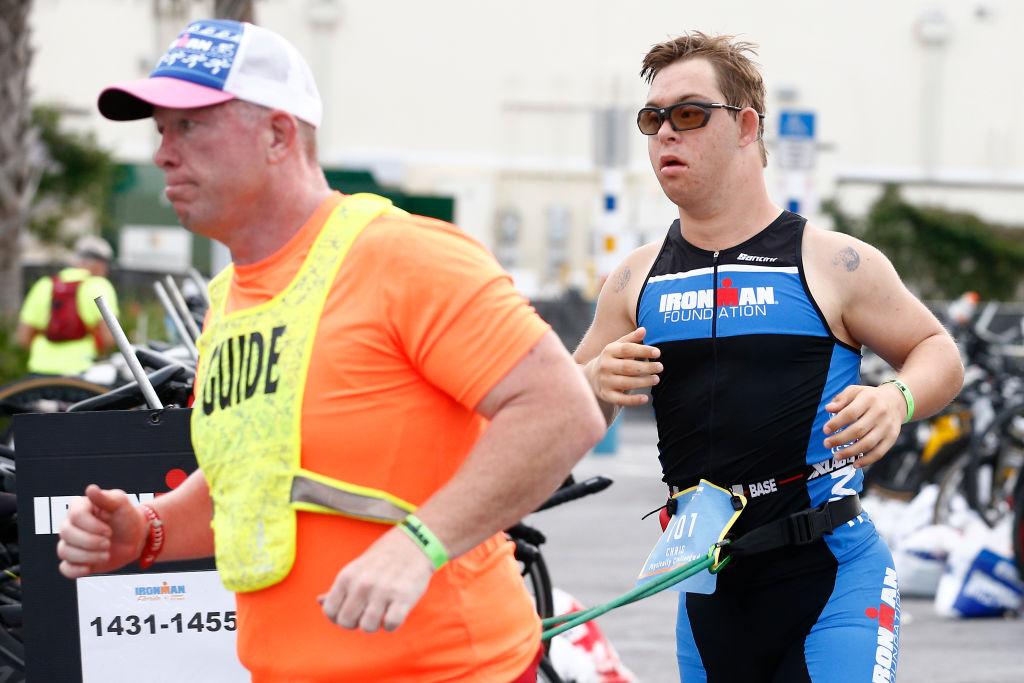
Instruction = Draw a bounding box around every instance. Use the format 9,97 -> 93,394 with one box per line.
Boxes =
636,480 -> 745,594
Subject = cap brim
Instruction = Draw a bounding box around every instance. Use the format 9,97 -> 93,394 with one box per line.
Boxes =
77,250 -> 112,263
97,77 -> 235,121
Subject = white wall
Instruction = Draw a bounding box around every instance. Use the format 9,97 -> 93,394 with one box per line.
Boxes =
28,0 -> 1023,294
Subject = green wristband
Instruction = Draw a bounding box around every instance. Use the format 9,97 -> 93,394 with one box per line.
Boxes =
882,378 -> 915,424
399,514 -> 449,570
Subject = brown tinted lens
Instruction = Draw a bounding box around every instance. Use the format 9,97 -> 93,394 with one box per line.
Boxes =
637,109 -> 662,135
670,104 -> 707,131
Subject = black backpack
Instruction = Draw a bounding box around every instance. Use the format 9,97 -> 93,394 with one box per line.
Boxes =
44,276 -> 88,342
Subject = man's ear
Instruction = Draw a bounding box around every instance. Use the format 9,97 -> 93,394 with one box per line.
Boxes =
267,110 -> 299,162
738,107 -> 762,149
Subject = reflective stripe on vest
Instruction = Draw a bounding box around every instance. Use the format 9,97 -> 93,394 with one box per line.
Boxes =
192,194 -> 413,592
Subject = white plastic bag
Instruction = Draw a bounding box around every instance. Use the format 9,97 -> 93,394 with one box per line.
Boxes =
862,485 -> 938,547
892,524 -> 961,598
934,516 -> 1024,618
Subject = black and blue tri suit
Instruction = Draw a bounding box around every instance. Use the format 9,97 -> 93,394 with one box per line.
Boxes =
636,211 -> 901,683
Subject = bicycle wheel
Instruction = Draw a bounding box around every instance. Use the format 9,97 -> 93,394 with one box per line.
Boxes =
862,427 -> 923,499
0,376 -> 108,446
964,401 -> 1024,527
932,452 -> 971,526
537,653 -> 565,683
916,435 -> 972,489
513,539 -> 564,680
521,548 -> 555,623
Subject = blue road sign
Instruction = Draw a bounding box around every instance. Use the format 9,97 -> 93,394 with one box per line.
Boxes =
779,110 -> 816,139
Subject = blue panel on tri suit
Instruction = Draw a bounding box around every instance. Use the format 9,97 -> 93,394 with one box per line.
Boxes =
711,267 -> 827,339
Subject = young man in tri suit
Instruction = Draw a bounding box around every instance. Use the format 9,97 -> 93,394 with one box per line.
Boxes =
574,32 -> 963,682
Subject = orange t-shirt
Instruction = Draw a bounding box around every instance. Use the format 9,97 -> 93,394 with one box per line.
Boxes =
222,193 -> 549,681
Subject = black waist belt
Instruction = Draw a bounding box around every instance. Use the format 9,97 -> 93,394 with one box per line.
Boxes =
725,495 -> 862,558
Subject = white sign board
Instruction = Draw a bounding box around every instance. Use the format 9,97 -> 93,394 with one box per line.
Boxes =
119,225 -> 193,272
776,110 -> 817,171
77,570 -> 248,682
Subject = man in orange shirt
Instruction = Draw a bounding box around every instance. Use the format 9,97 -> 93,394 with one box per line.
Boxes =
56,19 -> 605,681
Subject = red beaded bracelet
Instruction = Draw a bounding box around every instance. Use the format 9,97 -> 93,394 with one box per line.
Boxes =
138,504 -> 165,570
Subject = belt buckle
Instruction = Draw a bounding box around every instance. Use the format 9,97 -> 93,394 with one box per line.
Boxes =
787,503 -> 835,545
787,509 -> 815,545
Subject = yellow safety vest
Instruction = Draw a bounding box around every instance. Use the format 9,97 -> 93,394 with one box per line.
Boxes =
192,194 -> 416,592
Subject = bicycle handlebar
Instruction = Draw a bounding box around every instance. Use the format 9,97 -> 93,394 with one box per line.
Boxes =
67,365 -> 191,413
970,303 -> 1024,356
534,475 -> 613,513
506,476 -> 613,546
134,346 -> 194,373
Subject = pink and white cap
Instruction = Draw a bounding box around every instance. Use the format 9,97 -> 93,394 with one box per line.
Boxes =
98,19 -> 322,128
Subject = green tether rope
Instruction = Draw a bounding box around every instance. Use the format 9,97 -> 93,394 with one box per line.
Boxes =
541,543 -> 731,641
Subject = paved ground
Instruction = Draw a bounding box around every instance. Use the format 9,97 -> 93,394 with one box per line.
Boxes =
530,413 -> 1024,683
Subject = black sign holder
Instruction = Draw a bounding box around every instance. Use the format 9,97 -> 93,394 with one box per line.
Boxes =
14,408 -> 213,682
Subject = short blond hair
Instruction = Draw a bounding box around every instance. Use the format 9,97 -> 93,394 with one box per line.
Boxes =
641,32 -> 767,166
231,100 -> 318,162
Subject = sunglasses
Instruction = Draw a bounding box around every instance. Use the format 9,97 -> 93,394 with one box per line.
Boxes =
636,101 -> 764,135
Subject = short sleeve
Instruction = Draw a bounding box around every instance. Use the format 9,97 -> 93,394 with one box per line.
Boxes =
379,217 -> 550,409
18,277 -> 52,330
79,276 -> 119,328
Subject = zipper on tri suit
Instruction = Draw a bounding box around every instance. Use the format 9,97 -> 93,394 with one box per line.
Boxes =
708,250 -> 720,480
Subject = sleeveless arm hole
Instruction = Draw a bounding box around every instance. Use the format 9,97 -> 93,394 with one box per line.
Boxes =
634,230 -> 675,327
795,221 -> 861,356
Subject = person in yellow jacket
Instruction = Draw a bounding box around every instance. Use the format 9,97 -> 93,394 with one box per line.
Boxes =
16,235 -> 118,375
55,18 -> 605,682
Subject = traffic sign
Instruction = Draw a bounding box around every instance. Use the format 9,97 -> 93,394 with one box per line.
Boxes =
777,109 -> 817,172
778,110 -> 816,139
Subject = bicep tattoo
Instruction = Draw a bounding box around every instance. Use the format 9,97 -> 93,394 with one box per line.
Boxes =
832,247 -> 860,272
613,266 -> 631,293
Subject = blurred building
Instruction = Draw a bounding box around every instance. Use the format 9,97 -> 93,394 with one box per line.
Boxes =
27,0 -> 1024,296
